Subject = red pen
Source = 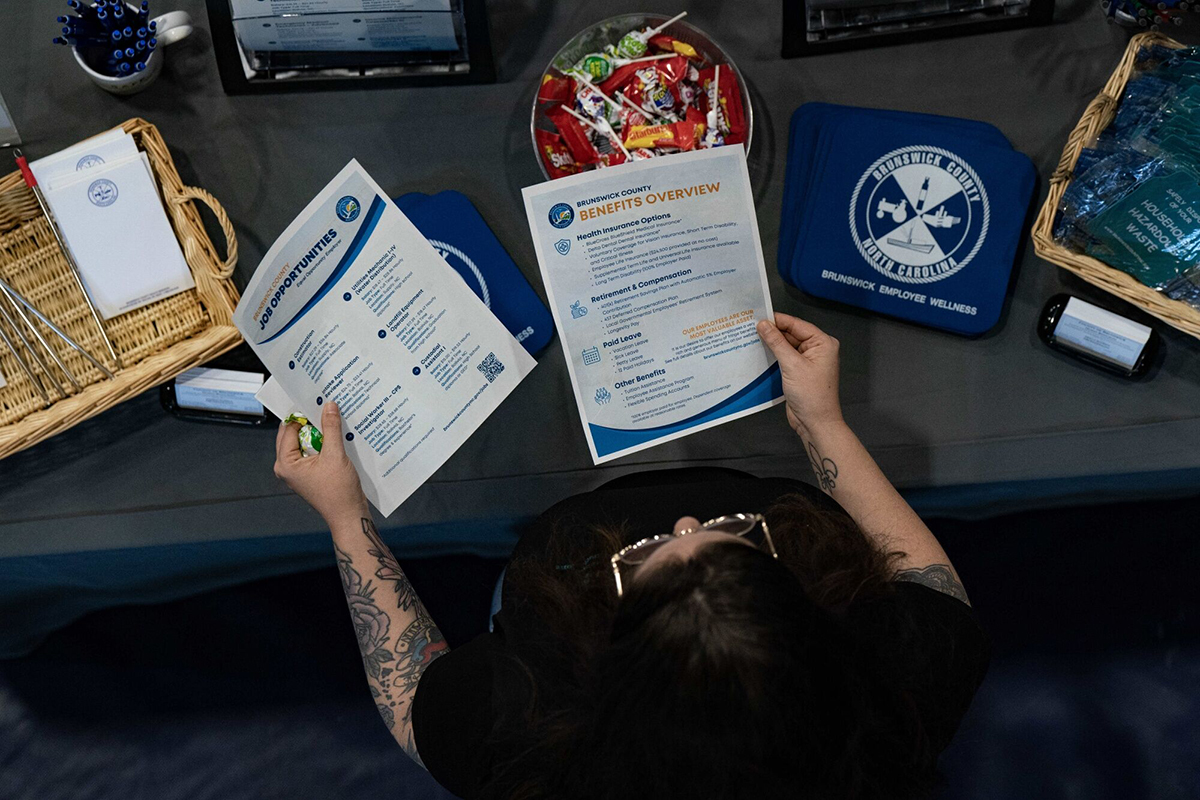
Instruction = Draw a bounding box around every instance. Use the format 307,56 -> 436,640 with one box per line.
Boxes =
13,147 -> 122,370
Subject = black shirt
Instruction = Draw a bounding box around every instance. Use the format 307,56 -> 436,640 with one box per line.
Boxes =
412,469 -> 989,799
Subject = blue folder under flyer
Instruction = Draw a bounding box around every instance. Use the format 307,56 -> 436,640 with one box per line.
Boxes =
395,190 -> 554,356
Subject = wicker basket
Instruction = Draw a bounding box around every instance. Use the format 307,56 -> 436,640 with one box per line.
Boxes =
0,118 -> 241,459
1032,32 -> 1200,341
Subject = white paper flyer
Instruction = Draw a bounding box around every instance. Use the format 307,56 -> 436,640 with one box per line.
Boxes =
522,147 -> 782,464
234,160 -> 536,515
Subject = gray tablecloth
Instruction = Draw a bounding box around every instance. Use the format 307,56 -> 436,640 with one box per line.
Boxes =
2,0 -> 1200,561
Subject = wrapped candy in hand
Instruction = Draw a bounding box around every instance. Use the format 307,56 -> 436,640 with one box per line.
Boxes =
284,413 -> 324,457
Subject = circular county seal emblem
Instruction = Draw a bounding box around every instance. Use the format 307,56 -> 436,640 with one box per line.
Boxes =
849,145 -> 990,284
336,195 -> 361,222
87,178 -> 118,207
76,154 -> 105,170
548,202 -> 574,229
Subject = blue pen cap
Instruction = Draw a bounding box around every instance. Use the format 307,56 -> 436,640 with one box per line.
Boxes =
117,62 -> 131,73
148,20 -> 156,29
124,47 -> 135,58
134,60 -> 146,71
123,25 -> 133,37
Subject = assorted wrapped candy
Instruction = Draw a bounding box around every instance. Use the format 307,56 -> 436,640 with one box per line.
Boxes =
536,12 -> 748,178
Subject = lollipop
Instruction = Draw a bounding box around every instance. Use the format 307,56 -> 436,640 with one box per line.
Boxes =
615,11 -> 688,59
702,64 -> 725,148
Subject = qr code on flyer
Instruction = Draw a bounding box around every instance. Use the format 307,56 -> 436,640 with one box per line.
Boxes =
477,352 -> 505,383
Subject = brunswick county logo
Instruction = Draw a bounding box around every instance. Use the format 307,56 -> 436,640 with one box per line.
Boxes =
336,195 -> 361,222
548,202 -> 574,229
554,238 -> 571,256
849,145 -> 990,284
75,154 -> 105,170
87,178 -> 118,207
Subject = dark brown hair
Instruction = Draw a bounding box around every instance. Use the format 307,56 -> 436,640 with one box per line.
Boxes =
483,491 -> 930,800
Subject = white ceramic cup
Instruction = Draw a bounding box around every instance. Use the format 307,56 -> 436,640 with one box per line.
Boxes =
71,9 -> 193,96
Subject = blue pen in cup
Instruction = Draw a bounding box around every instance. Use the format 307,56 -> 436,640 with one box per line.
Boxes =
117,61 -> 131,74
134,39 -> 145,51
134,60 -> 146,71
124,47 -> 135,58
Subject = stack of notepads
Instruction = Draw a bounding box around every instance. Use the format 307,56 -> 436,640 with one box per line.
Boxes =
31,129 -> 193,320
778,103 -> 1036,335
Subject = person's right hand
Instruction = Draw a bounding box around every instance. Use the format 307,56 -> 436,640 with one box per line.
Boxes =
756,313 -> 842,436
274,401 -> 368,526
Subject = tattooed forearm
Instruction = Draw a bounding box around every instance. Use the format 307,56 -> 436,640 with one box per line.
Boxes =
334,520 -> 449,768
361,518 -> 420,612
895,563 -> 971,606
806,441 -> 839,493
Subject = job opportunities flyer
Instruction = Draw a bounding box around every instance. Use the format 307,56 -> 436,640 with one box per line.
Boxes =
234,160 -> 536,514
522,147 -> 782,464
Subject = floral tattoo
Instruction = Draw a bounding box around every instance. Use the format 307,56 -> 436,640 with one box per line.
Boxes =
335,519 -> 449,768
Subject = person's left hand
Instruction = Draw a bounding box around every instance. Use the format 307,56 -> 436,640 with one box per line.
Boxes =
273,401 -> 368,525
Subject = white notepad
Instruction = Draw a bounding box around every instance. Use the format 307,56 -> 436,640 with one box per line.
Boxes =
41,155 -> 194,319
30,129 -> 138,185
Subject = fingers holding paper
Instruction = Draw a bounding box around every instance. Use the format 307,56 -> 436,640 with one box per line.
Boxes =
273,401 -> 369,525
757,313 -> 842,436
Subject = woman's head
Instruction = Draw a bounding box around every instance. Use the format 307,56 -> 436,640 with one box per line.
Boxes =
587,537 -> 852,797
492,493 -> 930,800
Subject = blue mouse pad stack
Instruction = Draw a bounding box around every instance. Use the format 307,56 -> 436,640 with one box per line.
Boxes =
394,190 -> 554,356
778,103 -> 1037,335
